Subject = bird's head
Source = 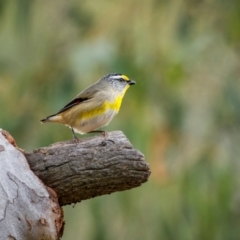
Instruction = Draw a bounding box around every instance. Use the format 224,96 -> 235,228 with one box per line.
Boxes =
101,73 -> 136,93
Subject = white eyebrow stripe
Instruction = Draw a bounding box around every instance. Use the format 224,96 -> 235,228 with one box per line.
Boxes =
110,75 -> 122,79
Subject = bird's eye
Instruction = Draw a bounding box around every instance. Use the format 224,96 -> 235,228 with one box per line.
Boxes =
119,78 -> 124,82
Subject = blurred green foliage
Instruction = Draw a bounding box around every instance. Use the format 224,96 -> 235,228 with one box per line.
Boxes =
1,0 -> 240,239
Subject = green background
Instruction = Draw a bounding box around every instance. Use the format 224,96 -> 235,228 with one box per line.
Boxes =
1,0 -> 240,239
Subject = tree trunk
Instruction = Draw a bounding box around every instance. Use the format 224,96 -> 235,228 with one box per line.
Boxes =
0,129 -> 64,240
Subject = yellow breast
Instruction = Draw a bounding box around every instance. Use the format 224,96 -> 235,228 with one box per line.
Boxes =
105,95 -> 123,112
79,95 -> 124,120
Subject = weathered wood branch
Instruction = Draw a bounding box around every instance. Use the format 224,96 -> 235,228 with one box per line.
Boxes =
26,131 -> 150,206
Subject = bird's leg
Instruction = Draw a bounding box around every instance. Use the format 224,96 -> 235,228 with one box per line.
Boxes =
71,127 -> 80,142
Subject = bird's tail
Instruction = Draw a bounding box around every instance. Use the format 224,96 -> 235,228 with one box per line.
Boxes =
40,114 -> 63,123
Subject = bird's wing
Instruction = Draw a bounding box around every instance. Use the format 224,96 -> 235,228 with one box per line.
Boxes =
56,84 -> 100,115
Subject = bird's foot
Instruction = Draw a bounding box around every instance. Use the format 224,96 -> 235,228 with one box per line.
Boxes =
88,130 -> 115,144
101,131 -> 115,144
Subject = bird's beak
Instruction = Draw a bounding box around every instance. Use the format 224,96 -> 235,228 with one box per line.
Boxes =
128,80 -> 136,85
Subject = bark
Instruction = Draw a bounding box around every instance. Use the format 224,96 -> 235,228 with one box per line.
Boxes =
0,129 -> 64,240
26,131 -> 150,206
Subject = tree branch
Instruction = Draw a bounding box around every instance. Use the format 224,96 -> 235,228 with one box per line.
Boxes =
26,131 -> 150,206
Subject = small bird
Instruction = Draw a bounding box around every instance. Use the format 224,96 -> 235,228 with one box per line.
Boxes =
41,73 -> 136,140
